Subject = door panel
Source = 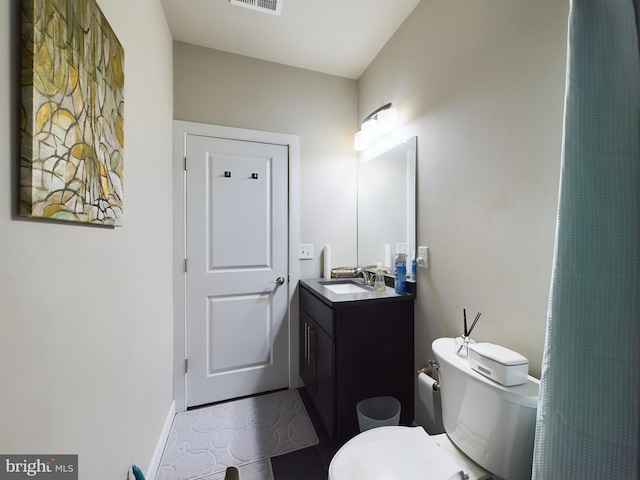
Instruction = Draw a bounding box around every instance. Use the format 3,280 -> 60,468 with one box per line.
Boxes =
208,153 -> 271,268
186,135 -> 289,407
207,294 -> 271,373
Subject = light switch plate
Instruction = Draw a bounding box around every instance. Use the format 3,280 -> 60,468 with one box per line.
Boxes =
298,244 -> 314,260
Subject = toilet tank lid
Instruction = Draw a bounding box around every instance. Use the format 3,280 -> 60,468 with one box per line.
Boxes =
468,343 -> 528,366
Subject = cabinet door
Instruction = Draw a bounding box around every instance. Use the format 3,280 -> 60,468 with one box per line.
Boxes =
314,324 -> 335,437
299,310 -> 315,396
335,300 -> 415,439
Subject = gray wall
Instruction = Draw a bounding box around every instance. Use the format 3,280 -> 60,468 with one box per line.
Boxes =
359,0 -> 570,377
0,1 -> 174,478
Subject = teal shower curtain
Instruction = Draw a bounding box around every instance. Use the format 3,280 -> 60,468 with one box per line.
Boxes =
532,1 -> 640,478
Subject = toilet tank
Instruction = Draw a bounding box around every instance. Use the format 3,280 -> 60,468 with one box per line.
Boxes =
432,338 -> 539,480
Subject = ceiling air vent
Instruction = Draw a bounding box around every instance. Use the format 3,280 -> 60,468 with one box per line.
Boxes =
230,0 -> 283,16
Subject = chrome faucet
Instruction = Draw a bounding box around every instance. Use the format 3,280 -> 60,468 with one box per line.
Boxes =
355,267 -> 374,286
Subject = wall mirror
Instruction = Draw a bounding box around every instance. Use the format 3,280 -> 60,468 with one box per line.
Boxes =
357,136 -> 417,278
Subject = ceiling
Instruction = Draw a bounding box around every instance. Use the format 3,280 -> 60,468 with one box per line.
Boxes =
160,0 -> 421,80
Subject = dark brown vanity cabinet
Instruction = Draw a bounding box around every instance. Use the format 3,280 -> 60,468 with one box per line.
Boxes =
299,280 -> 414,441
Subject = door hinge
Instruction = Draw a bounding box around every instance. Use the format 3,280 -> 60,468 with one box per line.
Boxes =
184,156 -> 187,171
184,358 -> 188,374
184,258 -> 188,273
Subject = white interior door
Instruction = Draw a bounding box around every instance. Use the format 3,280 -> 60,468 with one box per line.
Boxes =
185,134 -> 289,408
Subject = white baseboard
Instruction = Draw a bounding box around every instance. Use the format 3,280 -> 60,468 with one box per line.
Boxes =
146,400 -> 175,480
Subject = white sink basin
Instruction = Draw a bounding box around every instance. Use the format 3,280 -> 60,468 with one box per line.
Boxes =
322,282 -> 370,294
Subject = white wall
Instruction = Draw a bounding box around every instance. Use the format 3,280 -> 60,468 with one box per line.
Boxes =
173,42 -> 359,279
0,1 -> 174,478
359,0 -> 570,377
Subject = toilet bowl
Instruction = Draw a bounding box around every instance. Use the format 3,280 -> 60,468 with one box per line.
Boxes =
329,337 -> 540,480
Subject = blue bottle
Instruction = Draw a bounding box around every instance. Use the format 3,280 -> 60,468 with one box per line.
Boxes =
394,252 -> 407,294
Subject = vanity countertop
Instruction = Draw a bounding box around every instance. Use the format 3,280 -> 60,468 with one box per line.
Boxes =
300,278 -> 415,306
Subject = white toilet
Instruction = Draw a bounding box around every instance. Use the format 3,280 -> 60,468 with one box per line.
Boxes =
329,337 -> 540,480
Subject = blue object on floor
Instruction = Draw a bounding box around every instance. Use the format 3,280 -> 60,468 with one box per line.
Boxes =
131,465 -> 145,480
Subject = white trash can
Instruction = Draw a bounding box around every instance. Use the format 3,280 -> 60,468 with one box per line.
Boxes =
356,396 -> 401,432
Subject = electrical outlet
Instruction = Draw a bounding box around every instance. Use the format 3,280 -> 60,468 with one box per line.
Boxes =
417,246 -> 429,268
298,244 -> 314,260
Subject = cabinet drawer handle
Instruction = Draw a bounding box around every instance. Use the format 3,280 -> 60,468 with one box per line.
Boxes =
308,326 -> 315,362
306,324 -> 311,364
304,323 -> 308,362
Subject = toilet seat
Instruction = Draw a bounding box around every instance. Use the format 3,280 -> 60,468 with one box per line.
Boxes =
328,426 -> 491,480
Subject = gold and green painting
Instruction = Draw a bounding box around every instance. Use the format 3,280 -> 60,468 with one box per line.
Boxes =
21,0 -> 125,226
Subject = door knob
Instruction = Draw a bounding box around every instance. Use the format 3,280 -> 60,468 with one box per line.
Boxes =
276,276 -> 285,285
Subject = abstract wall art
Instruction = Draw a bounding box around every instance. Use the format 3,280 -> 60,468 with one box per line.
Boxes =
20,0 -> 125,226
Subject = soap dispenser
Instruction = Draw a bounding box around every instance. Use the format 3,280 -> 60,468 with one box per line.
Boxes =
374,262 -> 386,291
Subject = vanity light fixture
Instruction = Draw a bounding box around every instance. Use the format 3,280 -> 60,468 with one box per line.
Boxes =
354,103 -> 398,151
